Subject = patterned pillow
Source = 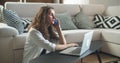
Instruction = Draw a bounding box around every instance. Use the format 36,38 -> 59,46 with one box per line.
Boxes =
56,13 -> 77,30
3,8 -> 24,34
93,14 -> 120,29
21,18 -> 32,32
0,5 -> 6,23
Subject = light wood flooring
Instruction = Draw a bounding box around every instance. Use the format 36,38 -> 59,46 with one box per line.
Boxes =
75,52 -> 119,63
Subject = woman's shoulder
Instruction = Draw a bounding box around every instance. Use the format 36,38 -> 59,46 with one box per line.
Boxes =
29,28 -> 41,34
28,28 -> 43,37
29,27 -> 37,31
28,28 -> 45,40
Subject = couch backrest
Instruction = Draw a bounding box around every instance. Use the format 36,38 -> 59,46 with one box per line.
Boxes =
47,3 -> 80,16
5,2 -> 106,21
104,6 -> 120,16
5,2 -> 81,18
5,2 -> 47,18
80,4 -> 106,21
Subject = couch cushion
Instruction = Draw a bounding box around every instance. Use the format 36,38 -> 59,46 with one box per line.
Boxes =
105,6 -> 120,16
81,4 -> 105,16
102,29 -> 120,44
62,29 -> 101,43
0,23 -> 7,26
101,41 -> 120,57
81,4 -> 106,23
5,2 -> 47,18
0,24 -> 18,37
47,3 -> 80,16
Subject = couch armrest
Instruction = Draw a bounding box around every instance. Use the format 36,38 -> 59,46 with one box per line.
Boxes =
0,25 -> 19,37
12,33 -> 27,50
12,33 -> 27,63
102,29 -> 120,44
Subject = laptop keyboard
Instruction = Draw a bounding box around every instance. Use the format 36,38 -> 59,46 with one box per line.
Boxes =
69,47 -> 81,54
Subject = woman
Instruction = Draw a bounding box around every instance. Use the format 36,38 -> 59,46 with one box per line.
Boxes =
22,6 -> 78,63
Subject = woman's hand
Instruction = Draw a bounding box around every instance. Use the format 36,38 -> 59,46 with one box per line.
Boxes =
53,19 -> 60,28
52,19 -> 67,44
55,43 -> 79,50
67,42 -> 79,47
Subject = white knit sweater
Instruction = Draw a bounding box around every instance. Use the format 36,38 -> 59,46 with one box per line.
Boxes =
22,28 -> 56,63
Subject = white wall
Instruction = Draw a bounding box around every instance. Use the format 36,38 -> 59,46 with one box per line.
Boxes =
63,0 -> 89,4
63,0 -> 120,6
90,0 -> 120,6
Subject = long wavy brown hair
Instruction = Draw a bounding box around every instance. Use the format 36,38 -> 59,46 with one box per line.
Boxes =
27,6 -> 59,41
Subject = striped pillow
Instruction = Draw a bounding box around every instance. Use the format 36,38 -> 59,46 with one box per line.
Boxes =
3,8 -> 24,34
93,14 -> 120,29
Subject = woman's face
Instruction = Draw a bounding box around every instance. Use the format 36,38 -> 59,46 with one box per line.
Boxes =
46,9 -> 56,25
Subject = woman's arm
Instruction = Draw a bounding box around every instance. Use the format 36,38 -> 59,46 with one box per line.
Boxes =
56,25 -> 67,44
53,19 -> 78,50
30,28 -> 78,51
55,43 -> 78,50
54,20 -> 67,45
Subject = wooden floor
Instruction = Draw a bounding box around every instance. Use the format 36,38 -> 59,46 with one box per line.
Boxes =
75,52 -> 119,63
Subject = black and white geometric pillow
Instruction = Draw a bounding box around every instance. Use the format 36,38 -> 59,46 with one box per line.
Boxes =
21,18 -> 32,32
104,16 -> 120,29
93,14 -> 105,28
93,14 -> 120,29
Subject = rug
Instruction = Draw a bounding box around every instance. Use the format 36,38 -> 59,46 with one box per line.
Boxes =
106,60 -> 120,63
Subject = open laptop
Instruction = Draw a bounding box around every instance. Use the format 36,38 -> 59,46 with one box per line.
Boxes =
60,31 -> 94,56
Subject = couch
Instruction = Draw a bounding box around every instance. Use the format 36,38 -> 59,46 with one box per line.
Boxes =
0,2 -> 120,63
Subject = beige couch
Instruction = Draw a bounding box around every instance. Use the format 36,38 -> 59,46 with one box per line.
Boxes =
0,2 -> 120,63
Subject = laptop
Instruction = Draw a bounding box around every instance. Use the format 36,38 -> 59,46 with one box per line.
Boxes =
60,31 -> 94,56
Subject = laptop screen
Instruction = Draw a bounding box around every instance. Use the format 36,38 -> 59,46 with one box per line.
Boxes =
80,31 -> 93,55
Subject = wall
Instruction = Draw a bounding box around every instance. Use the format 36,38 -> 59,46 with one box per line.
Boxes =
63,0 -> 89,4
27,0 -> 53,3
0,0 -> 53,5
90,0 -> 120,6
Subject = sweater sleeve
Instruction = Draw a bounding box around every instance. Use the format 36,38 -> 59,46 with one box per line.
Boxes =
29,29 -> 56,52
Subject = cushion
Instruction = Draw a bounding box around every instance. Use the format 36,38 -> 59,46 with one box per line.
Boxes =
93,14 -> 105,28
0,5 -> 5,23
56,13 -> 77,30
21,18 -> 32,32
73,12 -> 95,29
0,23 -> 19,37
0,23 -> 7,26
3,8 -> 24,34
93,14 -> 120,29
